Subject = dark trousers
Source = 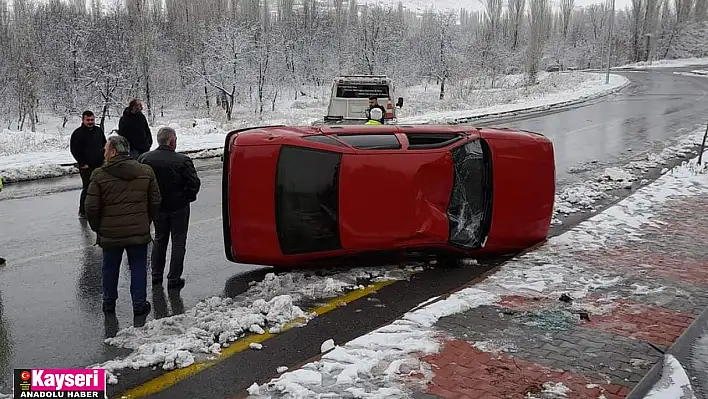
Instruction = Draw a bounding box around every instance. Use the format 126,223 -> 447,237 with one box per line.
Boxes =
102,244 -> 148,310
151,206 -> 190,284
78,167 -> 95,215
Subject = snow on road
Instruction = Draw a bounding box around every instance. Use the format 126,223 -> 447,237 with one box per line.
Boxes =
0,72 -> 625,183
246,148 -> 708,398
90,266 -> 424,384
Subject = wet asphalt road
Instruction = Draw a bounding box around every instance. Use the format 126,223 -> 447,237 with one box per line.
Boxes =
481,67 -> 708,184
1,67 -> 708,396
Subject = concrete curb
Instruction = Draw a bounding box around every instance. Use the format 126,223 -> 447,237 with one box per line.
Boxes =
626,304 -> 708,399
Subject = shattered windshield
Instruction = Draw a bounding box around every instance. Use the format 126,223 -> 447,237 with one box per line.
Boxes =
447,139 -> 492,249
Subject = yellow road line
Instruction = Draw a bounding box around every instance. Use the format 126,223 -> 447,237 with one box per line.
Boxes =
117,279 -> 397,399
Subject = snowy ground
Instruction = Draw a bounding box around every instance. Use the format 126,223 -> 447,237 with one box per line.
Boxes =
246,129 -> 708,398
616,57 -> 708,69
0,72 -> 626,183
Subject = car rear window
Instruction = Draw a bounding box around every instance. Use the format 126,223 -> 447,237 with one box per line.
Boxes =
335,134 -> 401,150
275,146 -> 342,255
335,84 -> 390,98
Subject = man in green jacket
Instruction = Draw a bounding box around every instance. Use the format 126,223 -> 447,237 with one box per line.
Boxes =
85,135 -> 161,316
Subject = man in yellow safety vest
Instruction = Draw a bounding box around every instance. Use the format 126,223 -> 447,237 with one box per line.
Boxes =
365,107 -> 384,125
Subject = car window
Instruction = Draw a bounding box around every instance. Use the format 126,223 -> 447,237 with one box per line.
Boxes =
406,133 -> 463,149
303,135 -> 347,147
275,146 -> 342,254
335,134 -> 401,150
447,140 -> 492,249
335,84 -> 390,98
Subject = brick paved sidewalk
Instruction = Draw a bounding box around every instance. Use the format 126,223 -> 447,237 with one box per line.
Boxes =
416,168 -> 708,398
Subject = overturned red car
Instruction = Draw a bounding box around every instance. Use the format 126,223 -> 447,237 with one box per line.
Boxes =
222,125 -> 555,268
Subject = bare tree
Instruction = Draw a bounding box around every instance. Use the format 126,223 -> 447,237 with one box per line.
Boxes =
526,0 -> 550,83
508,0 -> 526,49
560,0 -> 574,38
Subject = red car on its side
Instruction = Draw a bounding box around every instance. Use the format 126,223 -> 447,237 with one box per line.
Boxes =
222,125 -> 555,268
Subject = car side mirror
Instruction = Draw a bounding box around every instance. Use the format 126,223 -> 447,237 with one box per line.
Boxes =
396,97 -> 403,108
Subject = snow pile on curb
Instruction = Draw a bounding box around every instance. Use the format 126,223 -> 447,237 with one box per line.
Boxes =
90,266 -> 423,384
674,70 -> 708,78
553,126 -> 706,223
644,355 -> 696,398
249,150 -> 708,398
398,73 -> 628,124
616,57 -> 708,69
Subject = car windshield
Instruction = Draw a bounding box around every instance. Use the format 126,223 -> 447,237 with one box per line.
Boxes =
335,84 -> 390,99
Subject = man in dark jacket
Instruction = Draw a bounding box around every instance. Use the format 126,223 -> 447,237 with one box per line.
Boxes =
366,96 -> 386,121
85,134 -> 161,316
118,99 -> 153,158
70,110 -> 106,218
139,127 -> 200,290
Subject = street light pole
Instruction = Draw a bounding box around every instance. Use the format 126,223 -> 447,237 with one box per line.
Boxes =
605,0 -> 615,84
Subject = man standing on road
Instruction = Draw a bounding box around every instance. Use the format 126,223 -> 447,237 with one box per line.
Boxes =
118,99 -> 153,158
139,127 -> 200,290
70,111 -> 106,218
85,135 -> 161,316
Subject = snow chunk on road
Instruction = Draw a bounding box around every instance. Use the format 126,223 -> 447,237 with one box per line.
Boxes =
277,366 -> 288,373
162,350 -> 194,370
526,382 -> 572,397
321,339 -> 335,353
249,343 -> 263,350
644,354 -> 696,398
247,382 -> 261,395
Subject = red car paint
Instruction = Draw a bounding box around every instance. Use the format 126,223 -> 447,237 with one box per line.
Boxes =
222,125 -> 555,268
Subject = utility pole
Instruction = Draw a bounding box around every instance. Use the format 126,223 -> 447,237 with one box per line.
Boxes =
605,0 -> 615,83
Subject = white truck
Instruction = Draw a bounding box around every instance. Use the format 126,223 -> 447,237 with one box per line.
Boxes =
322,75 -> 403,124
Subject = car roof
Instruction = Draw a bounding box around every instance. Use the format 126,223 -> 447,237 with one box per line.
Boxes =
227,125 -> 548,146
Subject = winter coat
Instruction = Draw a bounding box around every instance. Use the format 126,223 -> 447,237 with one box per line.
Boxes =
70,125 -> 107,169
365,120 -> 382,125
85,155 -> 161,248
138,145 -> 201,212
118,108 -> 153,154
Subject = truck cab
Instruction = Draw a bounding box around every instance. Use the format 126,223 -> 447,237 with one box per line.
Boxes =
324,75 -> 404,124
